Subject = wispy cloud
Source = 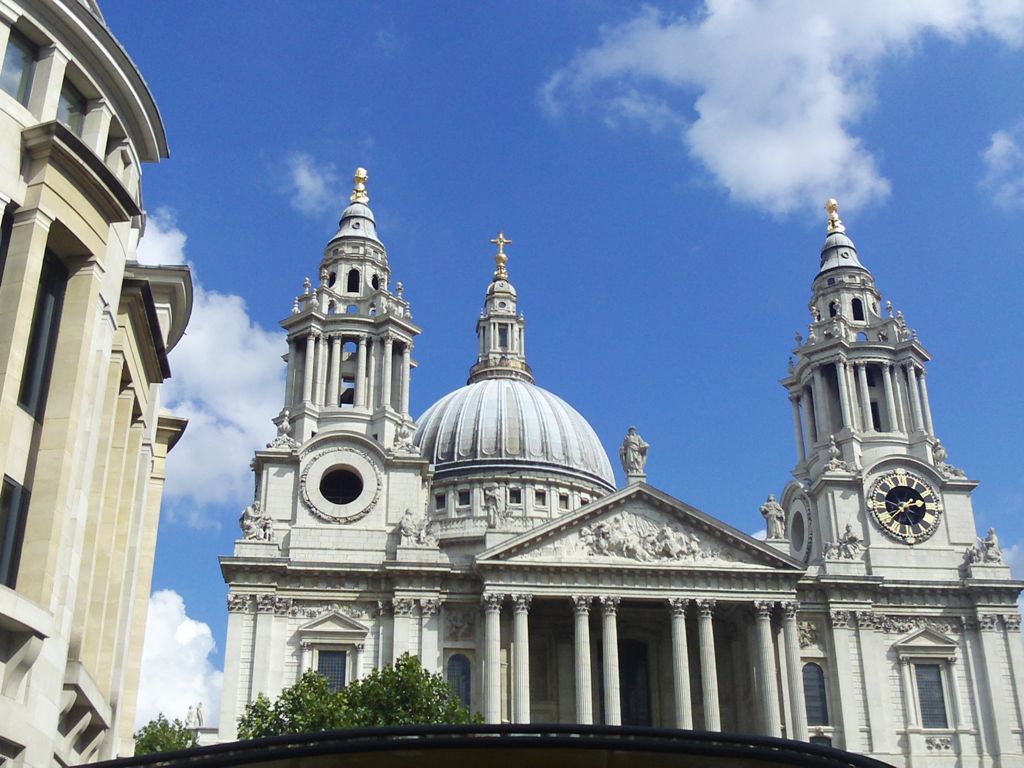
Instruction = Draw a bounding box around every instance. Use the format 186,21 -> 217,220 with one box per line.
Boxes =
284,152 -> 341,217
981,121 -> 1024,209
541,2 -> 1024,216
136,590 -> 223,728
137,210 -> 284,526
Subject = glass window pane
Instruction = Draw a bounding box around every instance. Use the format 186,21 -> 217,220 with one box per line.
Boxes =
803,663 -> 830,726
57,80 -> 86,135
0,476 -> 29,588
19,252 -> 68,419
0,31 -> 36,105
915,664 -> 948,729
316,650 -> 347,692
446,653 -> 471,708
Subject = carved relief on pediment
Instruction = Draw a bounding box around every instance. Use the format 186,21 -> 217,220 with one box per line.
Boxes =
517,509 -> 738,565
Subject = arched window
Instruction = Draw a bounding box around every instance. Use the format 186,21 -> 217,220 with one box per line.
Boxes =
851,298 -> 865,321
328,271 -> 337,287
803,663 -> 829,726
446,654 -> 471,708
371,274 -> 380,290
828,301 -> 839,317
346,268 -> 360,293
327,301 -> 337,315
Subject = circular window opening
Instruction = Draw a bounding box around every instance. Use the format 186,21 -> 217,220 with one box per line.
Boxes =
790,511 -> 806,553
320,468 -> 363,504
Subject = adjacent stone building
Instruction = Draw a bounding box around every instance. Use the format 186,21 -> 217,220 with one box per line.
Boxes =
217,175 -> 1023,764
0,1 -> 191,765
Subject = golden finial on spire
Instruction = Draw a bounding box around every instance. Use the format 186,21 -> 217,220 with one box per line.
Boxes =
350,167 -> 369,204
825,198 -> 845,234
490,231 -> 511,281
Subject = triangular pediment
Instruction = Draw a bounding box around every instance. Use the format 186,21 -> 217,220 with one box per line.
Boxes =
477,483 -> 802,570
297,611 -> 369,642
892,626 -> 958,658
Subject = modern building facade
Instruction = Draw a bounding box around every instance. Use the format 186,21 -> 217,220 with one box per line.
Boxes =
0,1 -> 191,765
218,172 -> 1024,767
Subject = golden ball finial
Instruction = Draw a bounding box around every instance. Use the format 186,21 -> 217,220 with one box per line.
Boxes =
350,167 -> 369,204
825,198 -> 845,234
490,231 -> 511,281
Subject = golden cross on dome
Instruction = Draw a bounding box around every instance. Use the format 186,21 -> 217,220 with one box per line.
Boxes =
490,231 -> 511,281
825,198 -> 845,234
350,167 -> 369,204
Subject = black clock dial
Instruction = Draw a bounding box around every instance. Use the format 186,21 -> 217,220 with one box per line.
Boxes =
868,471 -> 941,544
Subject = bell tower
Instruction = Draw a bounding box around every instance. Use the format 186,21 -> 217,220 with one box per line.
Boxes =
278,168 -> 420,447
778,201 -> 985,578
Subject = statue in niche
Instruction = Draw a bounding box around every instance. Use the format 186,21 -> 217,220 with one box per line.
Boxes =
483,486 -> 506,528
398,508 -> 435,546
239,500 -> 273,542
760,494 -> 786,540
619,426 -> 649,475
823,523 -> 862,560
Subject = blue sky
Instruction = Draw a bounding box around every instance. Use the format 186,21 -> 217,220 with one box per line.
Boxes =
102,1 -> 1024,725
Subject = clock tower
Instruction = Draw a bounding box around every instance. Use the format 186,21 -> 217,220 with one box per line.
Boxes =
778,200 -> 983,577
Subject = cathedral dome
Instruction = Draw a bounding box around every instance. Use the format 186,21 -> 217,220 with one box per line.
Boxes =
413,378 -> 616,490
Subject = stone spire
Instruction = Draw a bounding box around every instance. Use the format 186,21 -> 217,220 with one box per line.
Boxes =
467,232 -> 533,384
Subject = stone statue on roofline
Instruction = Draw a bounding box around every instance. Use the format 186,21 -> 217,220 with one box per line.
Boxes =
760,494 -> 786,540
620,426 -> 649,482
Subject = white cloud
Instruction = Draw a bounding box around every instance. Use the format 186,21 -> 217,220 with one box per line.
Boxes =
751,528 -> 768,541
137,210 -> 285,526
285,152 -> 341,217
981,121 -> 1024,209
542,1 -> 1024,215
136,590 -> 223,728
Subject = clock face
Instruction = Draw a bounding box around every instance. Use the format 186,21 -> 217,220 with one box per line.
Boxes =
868,470 -> 942,544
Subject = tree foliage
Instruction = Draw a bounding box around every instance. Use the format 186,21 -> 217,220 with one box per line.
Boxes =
133,713 -> 198,755
237,653 -> 479,739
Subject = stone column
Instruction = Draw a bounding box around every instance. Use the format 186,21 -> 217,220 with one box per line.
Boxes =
355,336 -> 368,408
812,368 -> 830,439
302,331 -> 316,403
572,595 -> 594,725
392,598 -> 414,662
284,337 -> 297,407
834,361 -> 852,429
300,641 -> 313,672
790,396 -> 806,463
377,601 -> 393,670
366,339 -> 377,411
754,601 -> 782,737
696,599 -> 721,731
780,602 -> 807,742
327,334 -> 341,407
600,596 -> 621,726
801,388 -> 816,452
316,330 -> 329,406
906,363 -> 924,432
27,44 -> 68,121
512,594 -> 532,724
353,643 -> 365,681
856,362 -> 872,431
881,364 -> 898,433
668,598 -> 693,729
482,593 -> 503,724
419,599 -> 440,672
400,344 -> 411,416
918,369 -> 934,434
381,335 -> 394,411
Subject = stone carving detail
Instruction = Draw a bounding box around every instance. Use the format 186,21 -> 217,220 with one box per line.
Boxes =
760,494 -> 786,540
932,438 -> 966,479
798,621 -> 819,648
299,447 -> 381,524
978,614 -> 1000,632
824,435 -> 854,472
696,599 -> 716,617
619,426 -> 649,476
267,408 -> 299,450
483,486 -> 509,528
854,611 -> 878,630
963,527 -> 1003,567
391,420 -> 415,454
420,599 -> 440,618
184,702 -> 205,729
925,736 -> 953,751
239,500 -> 274,542
894,311 -> 913,342
822,524 -> 863,560
398,509 -> 437,547
446,608 -> 475,640
393,598 -> 416,617
227,593 -> 252,612
869,614 -> 960,635
600,596 -> 621,615
668,597 -> 689,616
256,594 -> 276,613
274,597 -> 292,616
288,602 -> 370,620
511,594 -> 533,613
377,600 -> 394,617
780,601 -> 799,621
481,593 -> 505,612
829,610 -> 852,629
753,600 -> 775,618
578,512 -> 725,563
1004,614 -> 1021,632
571,595 -> 591,615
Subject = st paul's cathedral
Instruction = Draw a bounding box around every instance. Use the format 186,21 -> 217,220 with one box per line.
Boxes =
216,169 -> 1024,767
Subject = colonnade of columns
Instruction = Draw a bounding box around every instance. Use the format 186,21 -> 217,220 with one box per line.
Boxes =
287,330 -> 411,413
789,358 -> 934,460
480,593 -> 808,739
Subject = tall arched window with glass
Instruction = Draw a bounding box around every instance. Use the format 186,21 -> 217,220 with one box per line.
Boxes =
446,653 -> 471,708
803,662 -> 830,726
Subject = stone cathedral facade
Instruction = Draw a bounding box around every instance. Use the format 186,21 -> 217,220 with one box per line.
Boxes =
217,172 -> 1024,767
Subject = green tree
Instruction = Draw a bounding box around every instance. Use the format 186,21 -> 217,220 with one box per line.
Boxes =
236,653 -> 478,739
133,713 -> 198,755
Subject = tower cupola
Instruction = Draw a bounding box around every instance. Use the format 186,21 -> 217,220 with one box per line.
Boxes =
468,233 -> 532,384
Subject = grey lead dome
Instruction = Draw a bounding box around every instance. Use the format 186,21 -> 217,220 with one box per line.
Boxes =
414,378 -> 615,489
